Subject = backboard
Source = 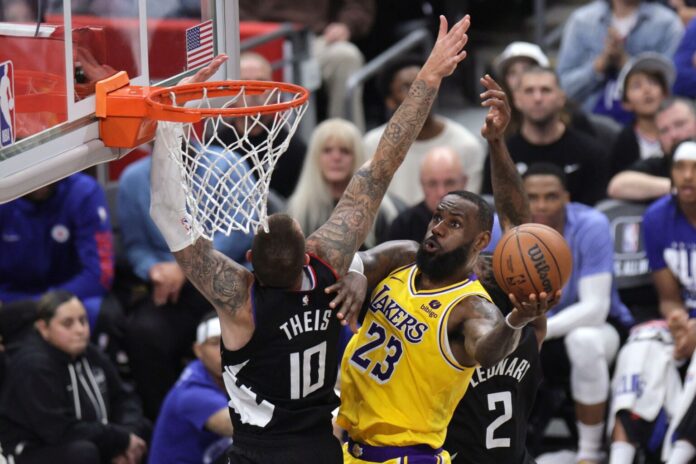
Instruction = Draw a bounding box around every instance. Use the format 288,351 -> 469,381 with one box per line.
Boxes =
0,0 -> 242,203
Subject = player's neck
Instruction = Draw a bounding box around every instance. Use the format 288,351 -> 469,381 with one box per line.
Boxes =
417,265 -> 473,290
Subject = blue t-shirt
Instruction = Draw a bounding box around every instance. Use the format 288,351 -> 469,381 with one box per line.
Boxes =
643,195 -> 696,317
149,360 -> 231,464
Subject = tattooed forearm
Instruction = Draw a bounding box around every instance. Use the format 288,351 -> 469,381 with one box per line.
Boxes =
362,241 -> 418,287
489,138 -> 530,230
174,239 -> 251,316
307,78 -> 440,273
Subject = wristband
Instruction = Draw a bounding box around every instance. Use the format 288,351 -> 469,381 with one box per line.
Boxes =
505,313 -> 528,330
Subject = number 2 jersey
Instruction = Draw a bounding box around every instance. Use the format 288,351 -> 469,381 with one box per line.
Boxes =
337,263 -> 492,448
221,254 -> 341,448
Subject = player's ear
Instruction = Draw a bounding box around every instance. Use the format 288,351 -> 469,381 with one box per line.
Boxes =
474,230 -> 491,252
304,253 -> 310,265
246,249 -> 252,264
192,342 -> 202,358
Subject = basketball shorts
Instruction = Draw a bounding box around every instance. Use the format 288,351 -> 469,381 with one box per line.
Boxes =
343,440 -> 452,464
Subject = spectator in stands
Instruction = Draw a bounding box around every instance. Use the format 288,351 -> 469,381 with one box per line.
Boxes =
386,146 -> 468,242
287,118 -> 405,247
522,163 -> 634,463
216,52 -> 307,199
608,97 -> 696,201
238,0 -> 374,131
608,140 -> 696,464
1,0 -> 37,22
557,0 -> 683,124
0,174 -> 122,353
117,146 -> 253,419
667,0 -> 696,24
148,313 -> 232,464
0,290 -> 150,464
673,17 -> 696,99
610,52 -> 675,176
482,66 -> 609,206
493,41 -> 595,138
364,55 -> 485,203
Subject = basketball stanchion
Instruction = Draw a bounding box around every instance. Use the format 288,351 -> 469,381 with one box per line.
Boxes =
95,71 -> 309,237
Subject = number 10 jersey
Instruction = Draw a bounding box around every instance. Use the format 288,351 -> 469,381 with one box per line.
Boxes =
337,263 -> 491,449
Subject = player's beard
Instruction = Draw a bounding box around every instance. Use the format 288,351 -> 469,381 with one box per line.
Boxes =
416,240 -> 473,282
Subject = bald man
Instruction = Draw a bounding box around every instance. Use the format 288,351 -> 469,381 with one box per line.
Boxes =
218,52 -> 307,198
386,146 -> 468,242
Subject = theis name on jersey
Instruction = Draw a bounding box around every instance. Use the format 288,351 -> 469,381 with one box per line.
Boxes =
279,308 -> 332,340
469,355 -> 531,387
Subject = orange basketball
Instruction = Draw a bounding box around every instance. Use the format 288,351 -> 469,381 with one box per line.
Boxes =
492,223 -> 572,305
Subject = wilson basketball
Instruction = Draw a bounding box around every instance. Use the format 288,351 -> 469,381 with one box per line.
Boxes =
492,223 -> 572,304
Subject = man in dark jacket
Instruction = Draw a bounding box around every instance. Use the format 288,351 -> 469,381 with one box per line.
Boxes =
0,291 -> 150,464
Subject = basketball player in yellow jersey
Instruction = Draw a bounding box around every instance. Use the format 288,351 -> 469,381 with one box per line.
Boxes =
333,75 -> 560,464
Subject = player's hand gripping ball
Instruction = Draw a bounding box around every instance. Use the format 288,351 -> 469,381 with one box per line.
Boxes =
492,223 -> 572,306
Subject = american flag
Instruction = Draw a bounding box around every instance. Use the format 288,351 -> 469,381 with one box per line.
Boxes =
185,20 -> 214,70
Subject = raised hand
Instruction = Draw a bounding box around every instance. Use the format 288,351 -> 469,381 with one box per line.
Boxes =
179,54 -> 229,86
420,15 -> 471,82
480,74 -> 511,141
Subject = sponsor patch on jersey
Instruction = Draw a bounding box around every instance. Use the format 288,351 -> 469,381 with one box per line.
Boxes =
51,224 -> 70,243
429,300 -> 441,309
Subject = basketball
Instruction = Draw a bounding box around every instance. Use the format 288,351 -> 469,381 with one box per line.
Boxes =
492,223 -> 572,305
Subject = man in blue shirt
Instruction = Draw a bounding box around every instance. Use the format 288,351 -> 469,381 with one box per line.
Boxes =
639,139 -> 696,464
521,163 -> 634,463
118,146 -> 253,419
0,174 -> 119,348
149,313 -> 232,464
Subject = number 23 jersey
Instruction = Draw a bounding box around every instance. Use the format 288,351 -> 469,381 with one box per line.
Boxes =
337,263 -> 492,448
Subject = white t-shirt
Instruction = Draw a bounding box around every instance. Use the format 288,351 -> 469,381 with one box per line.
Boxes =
363,115 -> 485,205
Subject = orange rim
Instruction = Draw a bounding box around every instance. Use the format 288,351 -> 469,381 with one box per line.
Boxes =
145,80 -> 310,123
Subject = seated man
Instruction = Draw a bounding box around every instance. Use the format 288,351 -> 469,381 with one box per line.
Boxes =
0,291 -> 150,464
0,174 -> 121,352
149,313 -> 233,464
364,55 -> 485,203
609,140 -> 696,464
521,163 -> 634,463
608,97 -> 696,202
118,143 -> 254,420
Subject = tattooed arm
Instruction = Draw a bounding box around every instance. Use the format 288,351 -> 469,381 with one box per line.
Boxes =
479,75 -> 530,232
305,15 -> 470,275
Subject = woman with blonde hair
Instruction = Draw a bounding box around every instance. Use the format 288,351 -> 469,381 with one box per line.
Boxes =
287,118 -> 405,248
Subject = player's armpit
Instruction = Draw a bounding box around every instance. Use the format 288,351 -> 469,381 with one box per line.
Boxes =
173,239 -> 253,317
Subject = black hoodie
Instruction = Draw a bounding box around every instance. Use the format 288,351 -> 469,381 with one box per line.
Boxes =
0,331 -> 149,459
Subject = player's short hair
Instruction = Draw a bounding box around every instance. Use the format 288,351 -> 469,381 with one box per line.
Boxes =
37,290 -> 77,323
448,190 -> 494,233
251,214 -> 306,288
523,162 -> 568,190
376,55 -> 425,99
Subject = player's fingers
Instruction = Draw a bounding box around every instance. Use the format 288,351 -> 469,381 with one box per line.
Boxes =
329,292 -> 345,310
436,15 -> 447,41
508,293 -> 522,309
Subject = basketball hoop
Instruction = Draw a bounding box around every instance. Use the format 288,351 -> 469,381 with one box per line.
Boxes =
96,71 -> 309,237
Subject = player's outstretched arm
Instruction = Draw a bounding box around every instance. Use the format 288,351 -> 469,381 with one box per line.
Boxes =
306,15 -> 471,275
149,55 -> 254,320
454,292 -> 554,367
480,74 -> 530,232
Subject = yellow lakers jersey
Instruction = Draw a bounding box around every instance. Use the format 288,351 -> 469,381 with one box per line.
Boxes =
337,263 -> 493,448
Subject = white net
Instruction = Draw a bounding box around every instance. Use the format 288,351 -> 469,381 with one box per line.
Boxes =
159,83 -> 308,238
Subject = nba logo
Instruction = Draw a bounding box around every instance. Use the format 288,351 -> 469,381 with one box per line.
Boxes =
0,60 -> 15,147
